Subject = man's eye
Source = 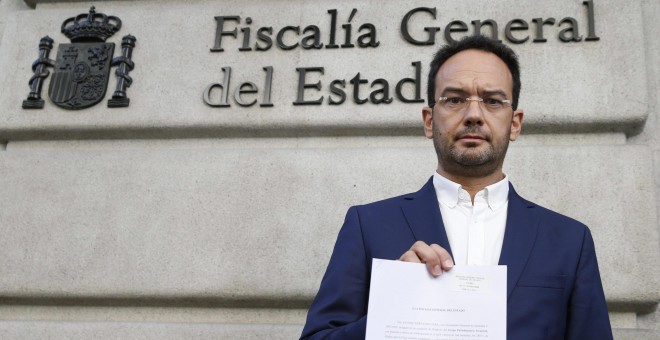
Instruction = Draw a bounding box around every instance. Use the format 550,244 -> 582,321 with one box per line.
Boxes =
446,97 -> 465,104
484,98 -> 503,105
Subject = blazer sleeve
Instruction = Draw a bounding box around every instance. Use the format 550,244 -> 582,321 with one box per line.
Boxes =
300,206 -> 370,339
565,227 -> 613,340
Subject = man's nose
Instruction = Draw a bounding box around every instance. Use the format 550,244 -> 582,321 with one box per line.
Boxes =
462,99 -> 485,126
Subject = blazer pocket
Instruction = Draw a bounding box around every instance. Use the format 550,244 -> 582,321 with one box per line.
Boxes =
517,275 -> 567,289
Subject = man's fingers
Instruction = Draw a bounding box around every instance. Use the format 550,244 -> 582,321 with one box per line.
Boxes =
430,243 -> 454,271
410,241 -> 444,276
399,250 -> 422,263
399,241 -> 454,277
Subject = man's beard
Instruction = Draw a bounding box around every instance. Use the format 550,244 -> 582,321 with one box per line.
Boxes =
433,124 -> 510,178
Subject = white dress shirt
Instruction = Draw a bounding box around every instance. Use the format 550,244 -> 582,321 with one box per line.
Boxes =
432,172 -> 509,266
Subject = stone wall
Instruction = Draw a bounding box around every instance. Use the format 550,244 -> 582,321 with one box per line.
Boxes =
0,0 -> 658,338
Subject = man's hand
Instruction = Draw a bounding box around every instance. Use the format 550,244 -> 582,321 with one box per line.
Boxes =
399,241 -> 454,276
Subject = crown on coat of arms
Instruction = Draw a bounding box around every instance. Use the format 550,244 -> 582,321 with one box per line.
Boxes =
61,6 -> 122,42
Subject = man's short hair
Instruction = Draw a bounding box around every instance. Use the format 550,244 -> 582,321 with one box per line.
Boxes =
427,35 -> 521,110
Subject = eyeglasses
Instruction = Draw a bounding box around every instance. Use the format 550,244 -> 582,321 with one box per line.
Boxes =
431,96 -> 512,113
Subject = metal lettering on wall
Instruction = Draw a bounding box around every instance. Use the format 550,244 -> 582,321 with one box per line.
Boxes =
22,7 -> 137,110
203,1 -> 600,108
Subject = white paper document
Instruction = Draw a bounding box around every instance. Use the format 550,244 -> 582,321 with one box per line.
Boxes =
366,259 -> 507,340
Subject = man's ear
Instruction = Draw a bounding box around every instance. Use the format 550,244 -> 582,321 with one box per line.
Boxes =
423,107 -> 434,139
510,109 -> 524,141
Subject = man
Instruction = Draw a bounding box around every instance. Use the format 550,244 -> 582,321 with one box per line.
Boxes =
300,35 -> 612,339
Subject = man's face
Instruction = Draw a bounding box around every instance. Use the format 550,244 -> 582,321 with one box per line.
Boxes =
422,49 -> 523,178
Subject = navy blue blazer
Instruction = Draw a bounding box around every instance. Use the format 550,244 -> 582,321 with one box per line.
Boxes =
301,178 -> 612,339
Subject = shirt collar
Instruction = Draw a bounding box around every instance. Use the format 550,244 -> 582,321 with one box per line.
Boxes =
432,172 -> 509,210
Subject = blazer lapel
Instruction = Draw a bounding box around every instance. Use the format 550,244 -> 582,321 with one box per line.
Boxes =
499,183 -> 539,299
400,177 -> 453,257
